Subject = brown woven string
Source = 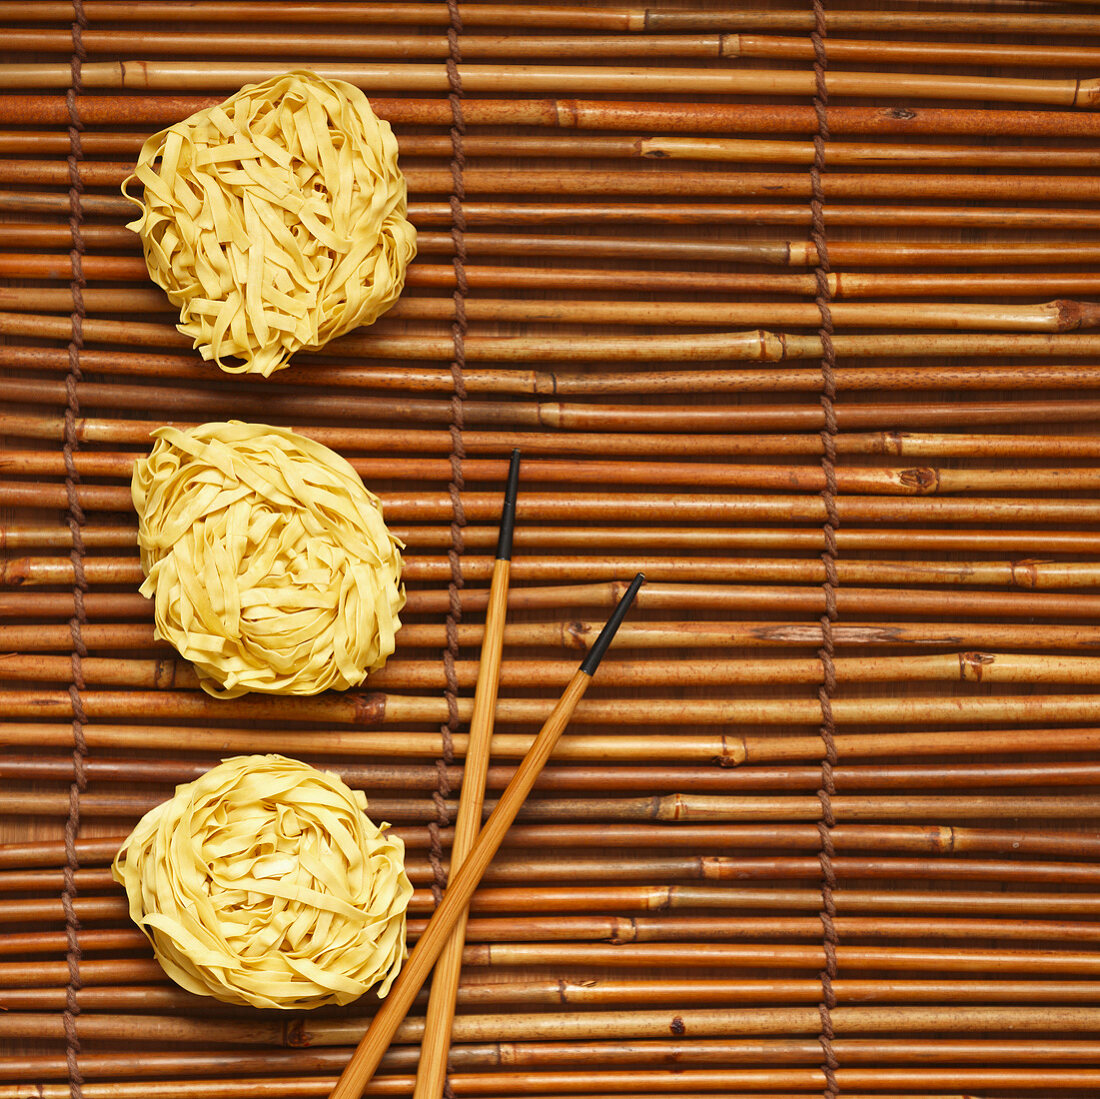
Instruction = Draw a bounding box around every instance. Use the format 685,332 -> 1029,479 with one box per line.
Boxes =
434,7 -> 467,1097
810,3 -> 840,1098
62,5 -> 89,1097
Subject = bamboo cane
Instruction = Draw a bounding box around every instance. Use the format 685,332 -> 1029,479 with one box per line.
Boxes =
5,720 -> 1070,768
7,412 -> 1100,461
4,2 -> 1099,36
10,512 -> 1100,559
9,851 -> 1100,896
0,1039 -> 1032,1084
19,160 -> 1100,200
5,61 -> 1099,109
12,686 -> 1100,732
7,821 -> 1099,868
330,286 -> 1100,318
21,344 -> 1100,397
0,269 -> 1076,321
10,415 -> 1100,468
0,1075 -> 1085,1099
12,30 -> 1100,71
16,279 -> 1100,322
17,650 -> 1100,691
15,232 -> 1100,280
723,34 -> 1100,68
14,445 -> 1100,499
4,738 -> 1100,817
11,1037 -> 1100,1083
13,479 -> 1100,529
13,550 -> 1100,592
13,408 -> 1100,462
6,188 -> 1100,228
20,848 -> 1100,895
7,1004 -> 1100,1046
0,31 -> 742,61
426,238 -> 1100,269
13,581 -> 1100,626
13,231 -> 1100,269
9,585 -> 1100,631
15,126 -> 1100,167
12,912 -> 1100,954
10,883 -> 1100,924
8,311 -> 1100,361
6,739 -> 1100,800
9,94 -> 1100,136
178,295 -> 1100,327
16,272 -> 1100,315
0,1071 -> 1068,1098
15,446 -> 1100,503
0,836 -> 125,868
8,976 -> 1100,1016
10,287 -> 1100,329
3,783 -> 1098,821
11,911 -> 1100,960
11,618 -> 1100,655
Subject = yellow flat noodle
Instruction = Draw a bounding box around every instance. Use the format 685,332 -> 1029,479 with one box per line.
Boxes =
132,421 -> 405,698
122,70 -> 417,377
112,754 -> 412,1010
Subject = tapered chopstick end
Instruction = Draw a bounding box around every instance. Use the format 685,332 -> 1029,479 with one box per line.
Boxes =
579,572 -> 644,676
495,449 -> 522,561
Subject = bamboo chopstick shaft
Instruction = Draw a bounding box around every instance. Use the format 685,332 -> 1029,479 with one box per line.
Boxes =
415,454 -> 516,1099
331,576 -> 642,1097
327,670 -> 592,1099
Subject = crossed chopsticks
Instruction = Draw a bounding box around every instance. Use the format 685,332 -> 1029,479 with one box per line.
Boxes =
330,450 -> 644,1099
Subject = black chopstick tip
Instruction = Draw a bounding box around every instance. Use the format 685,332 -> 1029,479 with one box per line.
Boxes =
579,572 -> 644,676
495,449 -> 522,561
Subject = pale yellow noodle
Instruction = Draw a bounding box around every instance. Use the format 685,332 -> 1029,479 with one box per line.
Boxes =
112,755 -> 412,1010
132,421 -> 405,697
122,70 -> 417,376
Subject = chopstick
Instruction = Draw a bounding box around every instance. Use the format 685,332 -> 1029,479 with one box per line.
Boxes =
328,571 -> 646,1099
413,449 -> 520,1099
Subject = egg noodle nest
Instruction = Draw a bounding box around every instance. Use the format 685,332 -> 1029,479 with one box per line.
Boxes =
123,70 -> 417,376
132,421 -> 405,698
112,754 -> 412,1009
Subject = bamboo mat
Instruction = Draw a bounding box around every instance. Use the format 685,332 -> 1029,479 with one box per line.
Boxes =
3,0 -> 1100,1096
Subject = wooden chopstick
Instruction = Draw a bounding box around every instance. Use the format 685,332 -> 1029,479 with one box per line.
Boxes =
413,448 -> 520,1099
328,572 -> 645,1099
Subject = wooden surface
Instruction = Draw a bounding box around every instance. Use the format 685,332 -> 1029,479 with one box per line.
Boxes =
2,1 -> 1100,1097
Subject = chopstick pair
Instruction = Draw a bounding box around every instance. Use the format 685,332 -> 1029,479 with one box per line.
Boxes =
330,450 -> 644,1099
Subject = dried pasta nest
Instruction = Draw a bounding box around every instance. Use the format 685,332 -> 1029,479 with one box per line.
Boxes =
132,421 -> 405,697
112,754 -> 412,1010
123,70 -> 417,376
